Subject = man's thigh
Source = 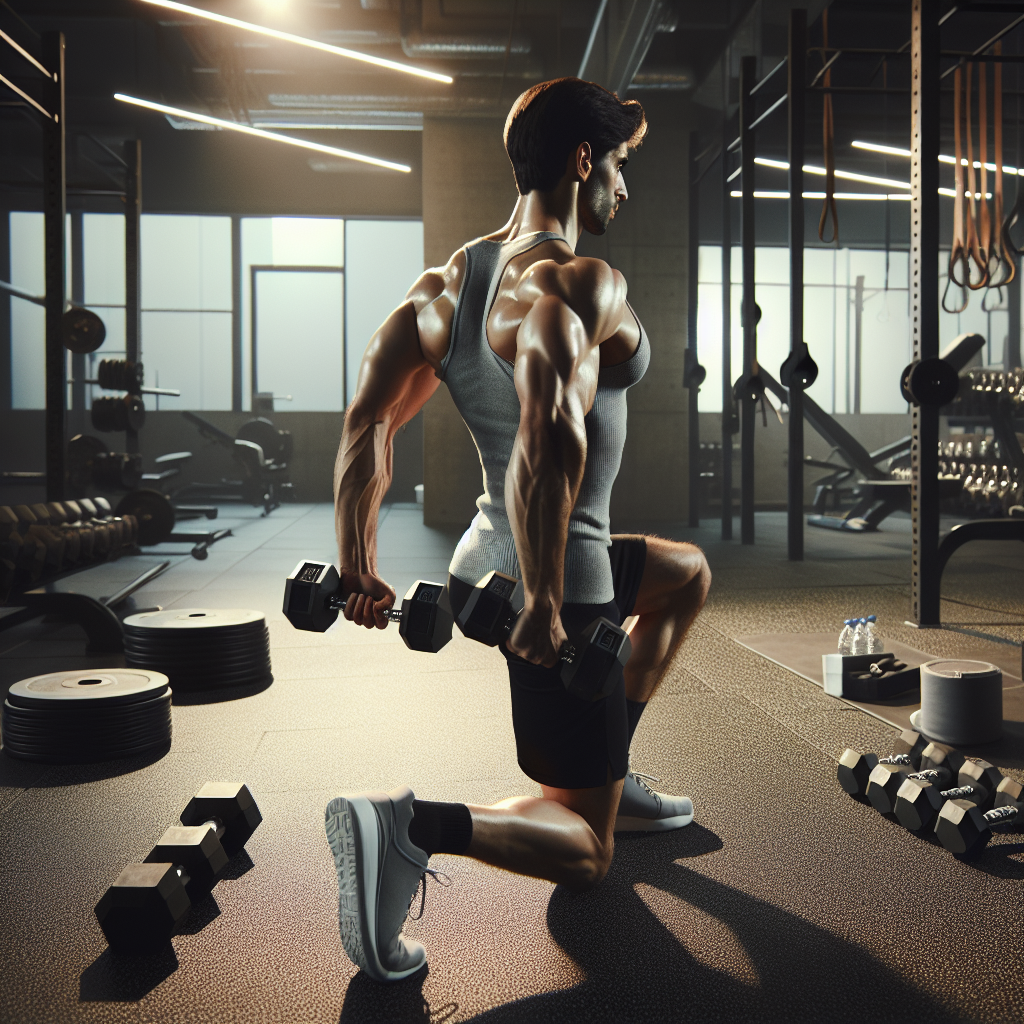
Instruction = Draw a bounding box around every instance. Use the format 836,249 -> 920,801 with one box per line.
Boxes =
612,534 -> 708,617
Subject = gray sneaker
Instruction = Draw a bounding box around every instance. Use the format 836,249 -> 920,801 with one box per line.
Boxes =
325,786 -> 439,982
614,770 -> 694,832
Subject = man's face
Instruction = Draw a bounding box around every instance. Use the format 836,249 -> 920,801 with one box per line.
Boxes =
579,141 -> 630,235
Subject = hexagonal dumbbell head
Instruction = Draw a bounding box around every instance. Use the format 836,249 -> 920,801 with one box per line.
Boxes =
180,783 -> 262,859
995,776 -> 1024,809
933,800 -> 1020,858
892,729 -> 928,763
892,768 -> 953,832
398,580 -> 453,653
958,759 -> 1003,809
837,749 -> 879,798
283,560 -> 341,633
144,824 -> 229,903
866,757 -> 917,815
920,742 -> 966,777
457,571 -> 518,646
94,862 -> 191,953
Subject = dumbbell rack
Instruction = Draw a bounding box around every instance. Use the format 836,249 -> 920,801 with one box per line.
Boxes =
0,499 -> 170,652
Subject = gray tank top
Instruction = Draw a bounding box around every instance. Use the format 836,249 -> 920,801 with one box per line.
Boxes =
438,231 -> 650,604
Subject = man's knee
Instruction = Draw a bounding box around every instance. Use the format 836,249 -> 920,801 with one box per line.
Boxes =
662,540 -> 711,609
564,837 -> 614,892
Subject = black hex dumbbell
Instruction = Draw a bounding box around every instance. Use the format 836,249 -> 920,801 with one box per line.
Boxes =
893,775 -> 992,833
455,570 -> 631,702
282,560 -> 452,653
865,742 -> 967,816
836,730 -> 927,800
95,783 -> 261,953
934,779 -> 1023,858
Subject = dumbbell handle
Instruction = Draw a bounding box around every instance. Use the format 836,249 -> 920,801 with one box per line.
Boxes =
327,595 -> 401,622
906,768 -> 952,786
495,609 -> 578,665
983,805 -> 1020,826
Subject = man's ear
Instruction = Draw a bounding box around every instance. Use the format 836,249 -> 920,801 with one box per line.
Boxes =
574,141 -> 593,182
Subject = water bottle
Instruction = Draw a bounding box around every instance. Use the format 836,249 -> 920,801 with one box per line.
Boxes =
865,614 -> 881,654
838,619 -> 856,655
851,618 -> 868,656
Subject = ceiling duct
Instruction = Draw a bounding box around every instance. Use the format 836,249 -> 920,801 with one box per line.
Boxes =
400,31 -> 531,58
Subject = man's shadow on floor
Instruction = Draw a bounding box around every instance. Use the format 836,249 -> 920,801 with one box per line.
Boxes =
338,824 -> 975,1024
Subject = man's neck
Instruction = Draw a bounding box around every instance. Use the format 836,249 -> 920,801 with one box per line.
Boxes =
493,181 -> 582,250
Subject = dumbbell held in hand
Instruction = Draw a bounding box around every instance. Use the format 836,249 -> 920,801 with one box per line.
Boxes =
456,570 -> 631,702
283,560 -> 452,653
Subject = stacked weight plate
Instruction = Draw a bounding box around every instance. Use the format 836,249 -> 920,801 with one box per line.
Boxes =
2,670 -> 171,764
122,609 -> 272,691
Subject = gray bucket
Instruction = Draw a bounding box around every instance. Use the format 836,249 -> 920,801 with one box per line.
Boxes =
919,660 -> 1003,745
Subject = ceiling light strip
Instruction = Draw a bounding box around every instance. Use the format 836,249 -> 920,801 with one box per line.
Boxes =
731,191 -> 912,200
136,0 -> 453,84
0,70 -> 54,119
853,139 -> 1022,175
114,93 -> 412,172
753,156 -> 910,190
0,28 -> 53,79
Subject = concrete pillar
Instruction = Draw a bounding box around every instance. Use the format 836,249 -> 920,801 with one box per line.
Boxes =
579,94 -> 691,524
421,116 -> 518,527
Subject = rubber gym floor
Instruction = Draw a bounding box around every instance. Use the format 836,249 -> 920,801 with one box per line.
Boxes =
0,503 -> 1022,1024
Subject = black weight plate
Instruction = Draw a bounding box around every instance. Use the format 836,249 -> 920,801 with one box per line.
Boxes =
115,490 -> 175,546
6,670 -> 170,710
170,671 -> 273,691
1,721 -> 171,748
123,635 -> 270,658
123,608 -> 265,634
124,394 -> 146,431
2,733 -> 171,764
1,692 -> 171,724
61,307 -> 106,354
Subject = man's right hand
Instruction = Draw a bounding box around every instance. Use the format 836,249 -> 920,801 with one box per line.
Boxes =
507,604 -> 568,668
340,571 -> 396,629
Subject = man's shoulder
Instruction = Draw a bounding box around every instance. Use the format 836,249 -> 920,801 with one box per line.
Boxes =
525,253 -> 626,325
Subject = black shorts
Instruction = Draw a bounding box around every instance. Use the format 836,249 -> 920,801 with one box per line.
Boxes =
447,536 -> 647,790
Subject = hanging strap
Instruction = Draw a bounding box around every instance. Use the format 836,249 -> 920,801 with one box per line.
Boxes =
818,10 -> 838,243
965,64 -> 990,289
989,42 -> 1014,289
944,64 -> 970,312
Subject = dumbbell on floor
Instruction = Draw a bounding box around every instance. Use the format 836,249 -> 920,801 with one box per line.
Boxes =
95,783 -> 261,953
456,570 -> 632,702
864,742 -> 968,816
935,778 -> 1023,858
836,730 -> 928,799
283,560 -> 453,653
894,776 -> 994,834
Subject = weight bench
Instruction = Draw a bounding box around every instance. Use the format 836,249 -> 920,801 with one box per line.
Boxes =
178,412 -> 291,515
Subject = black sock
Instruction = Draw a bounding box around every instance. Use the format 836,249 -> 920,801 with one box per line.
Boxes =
626,699 -> 648,746
407,800 -> 473,857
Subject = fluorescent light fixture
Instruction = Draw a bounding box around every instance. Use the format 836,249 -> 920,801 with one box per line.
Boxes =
731,191 -> 912,200
252,121 -> 422,131
753,156 -> 910,190
853,140 -> 1022,175
136,0 -> 453,84
938,188 -> 993,198
114,93 -> 412,172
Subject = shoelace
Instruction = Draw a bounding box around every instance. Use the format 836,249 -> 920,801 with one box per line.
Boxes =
631,770 -> 661,798
408,867 -> 451,921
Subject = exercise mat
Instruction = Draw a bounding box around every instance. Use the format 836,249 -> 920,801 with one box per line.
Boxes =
734,631 -> 1024,769
122,608 -> 273,691
2,669 -> 171,764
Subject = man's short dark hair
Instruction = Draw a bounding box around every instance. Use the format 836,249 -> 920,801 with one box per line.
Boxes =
504,78 -> 647,195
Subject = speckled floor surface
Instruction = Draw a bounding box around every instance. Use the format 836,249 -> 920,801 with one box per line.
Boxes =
0,505 -> 1022,1024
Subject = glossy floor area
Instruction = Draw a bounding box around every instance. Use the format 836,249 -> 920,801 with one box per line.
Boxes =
0,503 -> 1022,1024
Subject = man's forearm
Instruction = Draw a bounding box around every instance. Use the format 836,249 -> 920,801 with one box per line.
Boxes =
334,415 -> 392,574
507,401 -> 586,614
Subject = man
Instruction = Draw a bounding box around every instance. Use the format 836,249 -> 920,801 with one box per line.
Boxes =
326,78 -> 710,983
